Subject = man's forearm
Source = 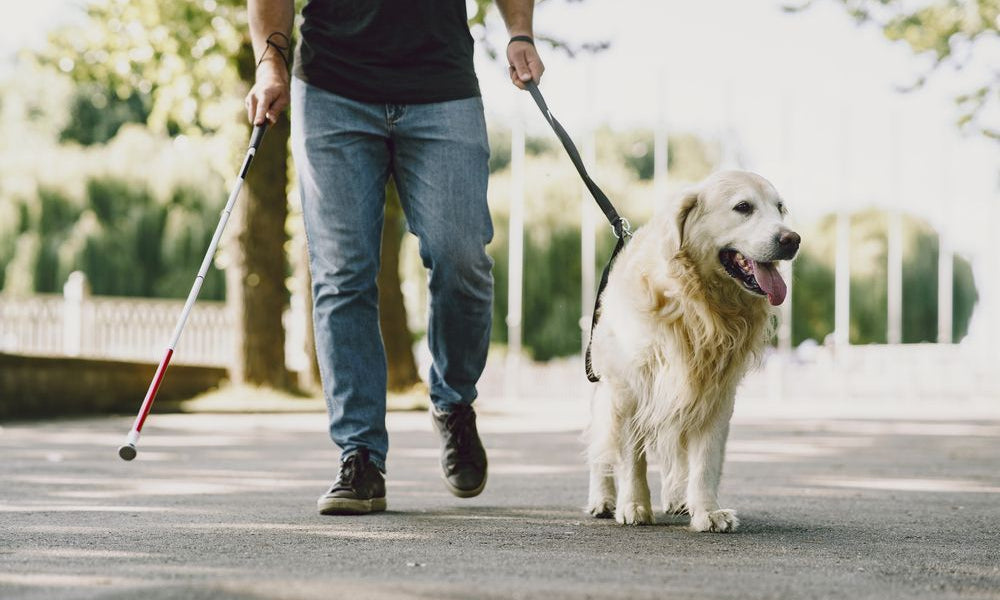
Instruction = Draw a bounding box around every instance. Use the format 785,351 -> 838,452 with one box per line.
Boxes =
248,0 -> 294,68
495,0 -> 534,37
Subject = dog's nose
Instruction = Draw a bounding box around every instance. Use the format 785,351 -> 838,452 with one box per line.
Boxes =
776,230 -> 800,258
779,230 -> 801,248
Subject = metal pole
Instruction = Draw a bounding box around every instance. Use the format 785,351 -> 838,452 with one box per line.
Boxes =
936,132 -> 954,344
834,212 -> 851,350
937,233 -> 954,344
653,67 -> 668,215
776,89 -> 794,355
887,211 -> 903,344
887,103 -> 904,345
505,118 -> 526,398
833,105 -> 851,353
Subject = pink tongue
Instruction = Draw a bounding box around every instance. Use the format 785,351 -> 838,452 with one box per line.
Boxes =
750,260 -> 787,306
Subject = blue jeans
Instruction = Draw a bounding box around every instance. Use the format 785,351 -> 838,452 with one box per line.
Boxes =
291,77 -> 494,472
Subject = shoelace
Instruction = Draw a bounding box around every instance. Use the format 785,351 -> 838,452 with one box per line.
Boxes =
336,454 -> 360,488
446,409 -> 475,456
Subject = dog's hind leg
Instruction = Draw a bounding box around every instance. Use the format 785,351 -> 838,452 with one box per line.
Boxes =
658,436 -> 689,516
587,463 -> 616,518
585,382 -> 618,518
614,423 -> 654,526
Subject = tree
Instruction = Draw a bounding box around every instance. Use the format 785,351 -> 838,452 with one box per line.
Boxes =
379,181 -> 421,392
786,0 -> 1000,140
43,0 -> 290,388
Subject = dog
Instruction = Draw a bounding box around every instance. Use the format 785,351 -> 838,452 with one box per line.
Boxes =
585,170 -> 800,532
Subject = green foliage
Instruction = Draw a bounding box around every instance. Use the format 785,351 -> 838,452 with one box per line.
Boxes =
32,188 -> 84,294
599,129 -> 718,183
41,0 -> 248,136
491,225 -> 616,361
156,186 -> 226,299
790,250 -> 836,346
487,129 -> 562,173
791,209 -> 978,345
2,177 -> 226,300
0,203 -> 17,291
60,86 -> 151,145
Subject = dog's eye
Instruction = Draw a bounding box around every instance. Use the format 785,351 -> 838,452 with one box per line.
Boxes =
733,201 -> 754,215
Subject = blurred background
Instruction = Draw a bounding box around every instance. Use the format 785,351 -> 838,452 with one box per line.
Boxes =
1,0 -> 998,418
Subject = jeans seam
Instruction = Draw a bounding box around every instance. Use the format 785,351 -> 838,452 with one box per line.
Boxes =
385,104 -> 406,131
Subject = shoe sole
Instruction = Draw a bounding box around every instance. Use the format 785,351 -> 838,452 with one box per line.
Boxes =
317,496 -> 387,516
443,472 -> 487,499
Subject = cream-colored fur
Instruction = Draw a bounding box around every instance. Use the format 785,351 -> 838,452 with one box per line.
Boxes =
585,170 -> 799,532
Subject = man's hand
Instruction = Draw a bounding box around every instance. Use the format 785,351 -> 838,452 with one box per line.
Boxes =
246,58 -> 290,125
507,39 -> 544,90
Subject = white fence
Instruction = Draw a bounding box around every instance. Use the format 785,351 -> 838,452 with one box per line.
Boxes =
0,272 -> 306,369
2,273 -> 997,402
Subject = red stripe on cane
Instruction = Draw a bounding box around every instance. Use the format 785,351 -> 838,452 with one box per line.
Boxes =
132,348 -> 174,434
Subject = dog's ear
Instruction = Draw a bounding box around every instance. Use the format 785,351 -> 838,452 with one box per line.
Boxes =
674,189 -> 699,247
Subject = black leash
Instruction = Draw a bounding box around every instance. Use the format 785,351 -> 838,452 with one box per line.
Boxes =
523,80 -> 632,382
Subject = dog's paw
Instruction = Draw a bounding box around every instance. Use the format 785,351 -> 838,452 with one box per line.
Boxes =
690,509 -> 739,533
616,502 -> 654,526
586,499 -> 615,519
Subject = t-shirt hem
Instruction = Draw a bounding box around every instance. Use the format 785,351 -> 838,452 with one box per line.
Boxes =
293,68 -> 481,105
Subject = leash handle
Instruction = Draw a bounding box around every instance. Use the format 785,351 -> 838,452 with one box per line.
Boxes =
524,80 -> 629,239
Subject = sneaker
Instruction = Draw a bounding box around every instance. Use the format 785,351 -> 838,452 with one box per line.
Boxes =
317,449 -> 387,515
431,404 -> 488,498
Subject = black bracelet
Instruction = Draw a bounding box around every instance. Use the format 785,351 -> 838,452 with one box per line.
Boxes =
256,31 -> 292,69
508,35 -> 534,46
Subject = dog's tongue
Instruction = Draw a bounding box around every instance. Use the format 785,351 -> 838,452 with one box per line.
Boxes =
750,261 -> 787,306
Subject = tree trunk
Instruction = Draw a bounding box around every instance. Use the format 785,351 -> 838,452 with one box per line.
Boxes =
298,241 -> 321,392
228,113 -> 290,389
379,179 -> 421,391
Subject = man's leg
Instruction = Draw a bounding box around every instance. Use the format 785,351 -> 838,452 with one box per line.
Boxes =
291,77 -> 391,512
389,97 -> 493,497
390,97 -> 493,410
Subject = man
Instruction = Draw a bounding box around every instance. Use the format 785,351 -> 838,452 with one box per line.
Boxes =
246,0 -> 544,515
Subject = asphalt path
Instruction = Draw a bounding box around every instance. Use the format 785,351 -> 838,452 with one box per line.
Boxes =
2,402 -> 999,599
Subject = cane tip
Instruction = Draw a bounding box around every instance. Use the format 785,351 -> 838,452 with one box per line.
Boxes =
118,444 -> 137,461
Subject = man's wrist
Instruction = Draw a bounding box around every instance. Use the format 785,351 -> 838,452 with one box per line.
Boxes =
256,53 -> 288,69
508,35 -> 534,45
256,56 -> 291,81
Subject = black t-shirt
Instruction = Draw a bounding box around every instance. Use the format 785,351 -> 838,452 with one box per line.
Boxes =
293,0 -> 481,104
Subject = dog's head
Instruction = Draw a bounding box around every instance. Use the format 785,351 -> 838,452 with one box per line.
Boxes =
673,170 -> 800,306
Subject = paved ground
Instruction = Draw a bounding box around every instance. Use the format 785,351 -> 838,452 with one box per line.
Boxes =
2,394 -> 1000,600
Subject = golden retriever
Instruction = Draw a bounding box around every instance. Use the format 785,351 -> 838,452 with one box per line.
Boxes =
585,170 -> 800,532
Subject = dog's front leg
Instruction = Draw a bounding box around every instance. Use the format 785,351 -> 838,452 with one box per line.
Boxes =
585,382 -> 618,518
615,428 -> 653,525
686,404 -> 738,532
